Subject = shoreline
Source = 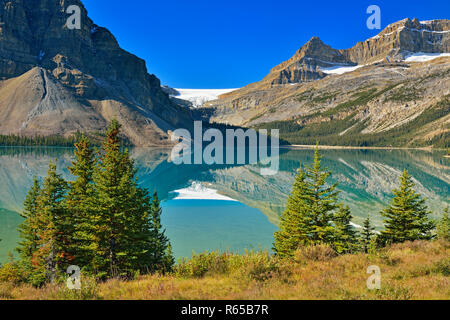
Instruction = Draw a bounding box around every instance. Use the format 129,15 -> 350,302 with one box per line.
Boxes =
282,144 -> 440,151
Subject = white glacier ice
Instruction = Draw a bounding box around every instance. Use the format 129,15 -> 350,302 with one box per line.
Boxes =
171,88 -> 238,108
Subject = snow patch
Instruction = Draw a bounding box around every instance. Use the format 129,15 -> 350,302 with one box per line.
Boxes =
319,65 -> 363,75
171,88 -> 238,108
171,182 -> 238,201
404,52 -> 450,62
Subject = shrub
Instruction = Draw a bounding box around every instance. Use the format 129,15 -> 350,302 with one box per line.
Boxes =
238,252 -> 284,282
0,263 -> 28,285
175,252 -> 229,278
174,251 -> 291,282
294,244 -> 338,263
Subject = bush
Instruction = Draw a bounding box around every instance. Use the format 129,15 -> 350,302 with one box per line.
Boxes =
0,263 -> 28,285
174,251 -> 291,282
294,244 -> 338,263
175,252 -> 229,278
237,252 -> 285,282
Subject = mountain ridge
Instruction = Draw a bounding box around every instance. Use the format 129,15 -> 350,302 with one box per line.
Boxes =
246,18 -> 450,87
197,18 -> 450,148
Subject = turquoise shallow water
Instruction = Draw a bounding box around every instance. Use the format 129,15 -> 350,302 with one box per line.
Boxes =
0,147 -> 449,262
162,199 -> 277,260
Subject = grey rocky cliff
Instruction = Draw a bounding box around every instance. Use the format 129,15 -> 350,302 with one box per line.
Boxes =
0,0 -> 192,146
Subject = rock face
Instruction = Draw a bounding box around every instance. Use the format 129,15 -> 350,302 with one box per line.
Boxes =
199,18 -> 450,147
345,18 -> 450,64
265,37 -> 353,86
0,0 -> 192,146
255,18 -> 450,87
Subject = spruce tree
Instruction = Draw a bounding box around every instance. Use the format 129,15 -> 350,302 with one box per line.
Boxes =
92,120 -> 134,278
149,192 -> 173,272
92,120 -> 171,278
66,135 -> 97,270
437,207 -> 449,241
13,121 -> 177,283
33,162 -> 68,284
361,215 -> 375,253
332,204 -> 358,254
17,177 -> 41,263
274,146 -> 339,257
163,243 -> 176,272
381,170 -> 435,243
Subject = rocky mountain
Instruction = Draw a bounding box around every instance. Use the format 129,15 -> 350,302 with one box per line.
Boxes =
244,18 -> 450,87
0,0 -> 192,146
199,18 -> 450,147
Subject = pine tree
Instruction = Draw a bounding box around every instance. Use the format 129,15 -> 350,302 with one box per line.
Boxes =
381,170 -> 435,244
332,204 -> 358,254
33,162 -> 68,284
360,215 -> 375,253
437,207 -> 449,241
65,135 -> 97,270
274,146 -> 340,257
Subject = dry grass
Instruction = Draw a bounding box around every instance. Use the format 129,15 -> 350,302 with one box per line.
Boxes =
1,240 -> 448,300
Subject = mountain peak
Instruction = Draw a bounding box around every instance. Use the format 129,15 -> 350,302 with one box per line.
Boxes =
0,0 -> 193,146
307,36 -> 323,44
263,18 -> 450,86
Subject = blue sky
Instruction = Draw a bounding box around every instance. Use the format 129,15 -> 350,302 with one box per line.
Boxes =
82,0 -> 449,88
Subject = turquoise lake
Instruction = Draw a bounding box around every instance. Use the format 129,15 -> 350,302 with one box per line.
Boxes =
0,147 -> 449,263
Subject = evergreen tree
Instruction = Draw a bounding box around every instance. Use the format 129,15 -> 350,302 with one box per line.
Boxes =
332,204 -> 358,254
274,146 -> 340,257
92,120 -> 170,278
381,170 -> 435,244
65,135 -> 97,270
14,121 -> 176,283
437,207 -> 449,241
92,120 -> 133,278
163,243 -> 175,272
149,192 -> 173,272
360,215 -> 375,253
33,162 -> 68,284
17,177 -> 41,263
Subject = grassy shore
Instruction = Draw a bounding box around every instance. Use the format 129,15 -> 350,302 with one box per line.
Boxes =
0,240 -> 448,300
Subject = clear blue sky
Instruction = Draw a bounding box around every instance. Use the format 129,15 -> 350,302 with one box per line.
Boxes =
82,0 -> 449,88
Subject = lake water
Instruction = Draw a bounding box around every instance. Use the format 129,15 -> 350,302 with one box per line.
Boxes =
0,147 -> 449,262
